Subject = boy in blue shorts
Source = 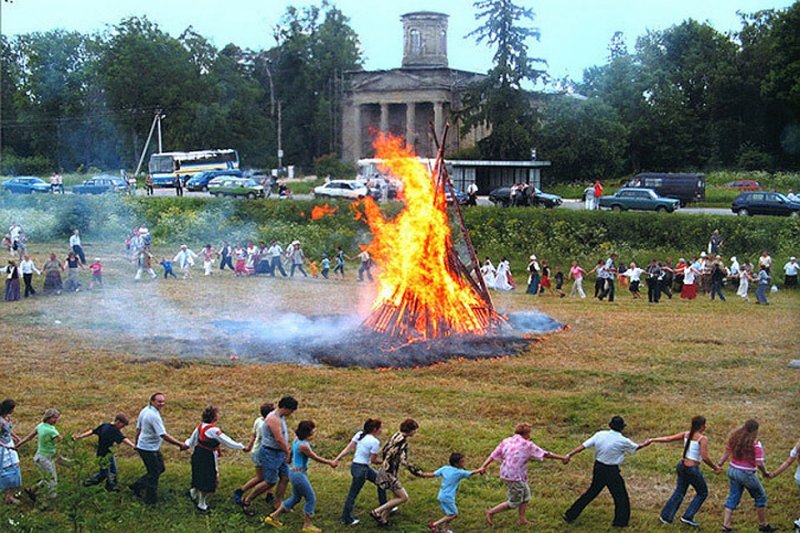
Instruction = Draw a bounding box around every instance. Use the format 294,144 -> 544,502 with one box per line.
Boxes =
427,452 -> 483,532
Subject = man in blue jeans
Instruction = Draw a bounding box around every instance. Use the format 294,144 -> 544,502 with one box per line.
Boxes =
239,396 -> 297,516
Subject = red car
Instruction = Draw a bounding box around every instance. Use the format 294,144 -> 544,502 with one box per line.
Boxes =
724,180 -> 761,191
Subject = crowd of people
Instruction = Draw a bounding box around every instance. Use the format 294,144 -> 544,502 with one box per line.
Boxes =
1,223 -> 379,300
0,396 -> 797,532
479,230 -> 798,306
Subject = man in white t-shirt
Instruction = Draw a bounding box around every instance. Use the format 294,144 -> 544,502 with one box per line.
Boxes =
129,392 -> 188,504
563,416 -> 651,528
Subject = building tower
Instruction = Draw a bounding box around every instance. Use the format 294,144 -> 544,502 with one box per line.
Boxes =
401,12 -> 449,69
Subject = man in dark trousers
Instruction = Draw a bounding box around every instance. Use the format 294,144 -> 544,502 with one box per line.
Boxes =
562,416 -> 651,528
598,253 -> 617,302
130,393 -> 188,504
645,258 -> 662,303
175,176 -> 184,197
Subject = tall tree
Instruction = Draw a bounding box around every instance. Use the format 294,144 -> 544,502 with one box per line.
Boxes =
460,0 -> 547,159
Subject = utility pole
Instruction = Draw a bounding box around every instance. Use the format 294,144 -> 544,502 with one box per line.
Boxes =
277,100 -> 283,170
135,111 -> 160,176
156,108 -> 163,153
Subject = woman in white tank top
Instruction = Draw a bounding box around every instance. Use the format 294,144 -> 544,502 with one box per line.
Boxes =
767,437 -> 800,528
647,416 -> 722,527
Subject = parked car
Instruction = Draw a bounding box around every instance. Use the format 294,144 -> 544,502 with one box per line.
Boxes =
207,177 -> 265,199
186,169 -> 243,192
364,177 -> 400,200
598,188 -> 681,212
72,176 -> 129,195
624,173 -> 705,206
488,186 -> 563,208
731,191 -> 800,217
1,176 -> 51,194
313,180 -> 368,200
724,180 -> 761,191
445,189 -> 470,206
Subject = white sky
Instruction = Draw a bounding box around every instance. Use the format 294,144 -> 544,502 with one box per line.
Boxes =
1,0 -> 794,80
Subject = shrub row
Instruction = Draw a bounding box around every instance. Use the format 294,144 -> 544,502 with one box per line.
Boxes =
2,194 -> 797,267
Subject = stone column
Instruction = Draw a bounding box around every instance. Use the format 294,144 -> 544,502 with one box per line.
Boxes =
380,103 -> 389,133
353,105 -> 362,159
405,102 -> 416,149
433,101 -> 444,137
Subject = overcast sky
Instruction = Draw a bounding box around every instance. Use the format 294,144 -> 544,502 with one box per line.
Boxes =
1,0 -> 794,81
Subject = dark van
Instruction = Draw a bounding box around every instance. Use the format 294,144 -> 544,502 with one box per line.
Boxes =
625,173 -> 705,206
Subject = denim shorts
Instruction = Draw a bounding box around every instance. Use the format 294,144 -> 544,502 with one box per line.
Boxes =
250,451 -> 262,467
439,497 -> 458,516
259,447 -> 288,485
725,466 -> 767,509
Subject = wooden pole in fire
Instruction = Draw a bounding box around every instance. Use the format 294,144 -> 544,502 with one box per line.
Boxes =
429,123 -> 498,324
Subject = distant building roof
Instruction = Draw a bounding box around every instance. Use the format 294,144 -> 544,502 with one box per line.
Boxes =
448,160 -> 551,168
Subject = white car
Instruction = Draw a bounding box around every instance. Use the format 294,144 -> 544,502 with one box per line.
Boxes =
313,180 -> 368,200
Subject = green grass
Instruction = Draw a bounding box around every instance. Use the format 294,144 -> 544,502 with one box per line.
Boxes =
0,240 -> 798,532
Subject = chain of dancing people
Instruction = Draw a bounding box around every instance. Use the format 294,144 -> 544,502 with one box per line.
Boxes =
0,395 -> 798,532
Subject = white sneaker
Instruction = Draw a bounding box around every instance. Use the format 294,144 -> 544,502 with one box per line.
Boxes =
679,516 -> 699,528
794,517 -> 800,527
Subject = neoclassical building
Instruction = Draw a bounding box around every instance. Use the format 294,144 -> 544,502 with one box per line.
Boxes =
341,12 -> 488,160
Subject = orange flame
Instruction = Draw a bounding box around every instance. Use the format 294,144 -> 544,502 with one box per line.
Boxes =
311,203 -> 338,220
359,133 -> 495,341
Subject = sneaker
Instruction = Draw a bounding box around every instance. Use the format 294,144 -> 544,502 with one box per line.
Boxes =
758,525 -> 777,533
263,516 -> 284,528
680,517 -> 699,528
659,516 -> 671,525
342,518 -> 360,526
390,506 -> 399,514
232,488 -> 243,506
794,518 -> 800,528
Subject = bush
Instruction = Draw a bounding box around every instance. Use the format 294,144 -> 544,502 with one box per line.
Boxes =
313,153 -> 356,180
0,151 -> 54,176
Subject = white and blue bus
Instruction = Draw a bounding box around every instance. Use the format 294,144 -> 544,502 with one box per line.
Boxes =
148,149 -> 239,187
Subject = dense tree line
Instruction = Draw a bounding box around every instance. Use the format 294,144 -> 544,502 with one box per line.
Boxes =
1,1 -> 798,180
0,1 -> 361,174
536,2 -> 800,182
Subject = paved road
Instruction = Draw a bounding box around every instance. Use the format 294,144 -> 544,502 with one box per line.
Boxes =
99,188 -> 737,216
558,198 -> 733,216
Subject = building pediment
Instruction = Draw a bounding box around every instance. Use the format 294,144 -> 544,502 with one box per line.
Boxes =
347,68 -> 484,93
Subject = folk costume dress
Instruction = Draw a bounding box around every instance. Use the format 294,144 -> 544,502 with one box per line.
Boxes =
185,423 -> 244,493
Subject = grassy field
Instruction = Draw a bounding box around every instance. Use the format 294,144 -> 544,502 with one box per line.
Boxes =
0,241 -> 798,532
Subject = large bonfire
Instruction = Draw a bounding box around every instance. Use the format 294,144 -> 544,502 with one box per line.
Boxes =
359,131 -> 503,343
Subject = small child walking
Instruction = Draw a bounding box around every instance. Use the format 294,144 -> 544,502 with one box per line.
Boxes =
427,453 -> 483,532
73,413 -> 135,491
16,409 -> 64,501
554,267 -> 566,297
160,257 -> 177,279
309,260 -> 320,279
333,247 -> 345,279
320,254 -> 330,279
88,258 -> 103,289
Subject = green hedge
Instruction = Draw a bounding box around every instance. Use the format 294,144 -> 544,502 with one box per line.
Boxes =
2,194 -> 797,268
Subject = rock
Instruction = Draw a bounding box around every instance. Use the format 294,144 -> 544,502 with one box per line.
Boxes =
789,360 -> 800,368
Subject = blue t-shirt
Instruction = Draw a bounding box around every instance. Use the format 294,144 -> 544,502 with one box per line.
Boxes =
434,465 -> 472,501
292,439 -> 310,469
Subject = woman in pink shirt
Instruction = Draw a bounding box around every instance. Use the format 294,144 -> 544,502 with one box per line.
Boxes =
717,419 -> 776,532
478,423 -> 567,527
569,261 -> 586,298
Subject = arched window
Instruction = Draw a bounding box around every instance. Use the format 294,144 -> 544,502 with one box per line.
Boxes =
409,29 -> 421,55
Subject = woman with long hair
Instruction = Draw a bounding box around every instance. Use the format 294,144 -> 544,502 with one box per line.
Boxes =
717,419 -> 776,532
648,416 -> 721,527
334,418 -> 387,526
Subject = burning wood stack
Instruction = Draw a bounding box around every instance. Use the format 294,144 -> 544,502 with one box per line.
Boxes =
360,126 -> 505,344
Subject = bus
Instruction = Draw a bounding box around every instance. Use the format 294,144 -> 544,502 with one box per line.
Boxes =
148,149 -> 239,187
